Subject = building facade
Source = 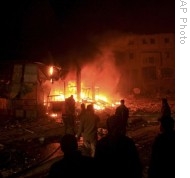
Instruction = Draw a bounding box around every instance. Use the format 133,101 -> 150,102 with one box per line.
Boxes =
112,33 -> 175,97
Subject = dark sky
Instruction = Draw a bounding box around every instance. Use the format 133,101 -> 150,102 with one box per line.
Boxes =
1,0 -> 175,66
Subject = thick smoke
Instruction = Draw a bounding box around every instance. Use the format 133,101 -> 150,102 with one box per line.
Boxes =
12,0 -> 174,99
59,31 -> 134,99
81,48 -> 121,101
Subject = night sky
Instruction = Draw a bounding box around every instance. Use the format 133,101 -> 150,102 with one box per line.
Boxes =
1,0 -> 175,67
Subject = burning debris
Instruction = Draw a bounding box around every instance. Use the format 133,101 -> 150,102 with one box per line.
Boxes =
0,53 -> 174,178
0,95 -> 174,178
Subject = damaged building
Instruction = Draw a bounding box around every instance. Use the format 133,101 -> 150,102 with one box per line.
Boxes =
0,62 -> 69,120
0,33 -> 175,121
111,33 -> 175,96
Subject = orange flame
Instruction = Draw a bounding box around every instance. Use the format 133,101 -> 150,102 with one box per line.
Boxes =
49,66 -> 53,76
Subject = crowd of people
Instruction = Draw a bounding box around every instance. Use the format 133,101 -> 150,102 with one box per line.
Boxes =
48,97 -> 175,178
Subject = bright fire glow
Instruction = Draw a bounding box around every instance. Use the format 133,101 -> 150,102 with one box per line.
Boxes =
49,66 -> 53,76
46,80 -> 114,112
50,94 -> 65,101
94,104 -> 104,110
44,55 -> 123,118
50,113 -> 58,118
95,94 -> 108,102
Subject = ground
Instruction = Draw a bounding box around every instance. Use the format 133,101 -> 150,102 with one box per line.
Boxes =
0,97 -> 175,178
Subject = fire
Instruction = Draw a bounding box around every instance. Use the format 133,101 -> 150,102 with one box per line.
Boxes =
50,94 -> 65,101
49,113 -> 58,118
95,94 -> 108,103
46,81 -> 113,117
44,58 -> 122,118
49,66 -> 53,76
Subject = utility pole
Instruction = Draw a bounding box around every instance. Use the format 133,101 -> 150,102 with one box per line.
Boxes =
76,65 -> 81,102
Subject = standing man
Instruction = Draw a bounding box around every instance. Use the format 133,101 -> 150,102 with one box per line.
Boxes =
148,116 -> 175,178
63,95 -> 76,135
76,103 -> 86,132
160,98 -> 171,118
48,134 -> 95,178
76,104 -> 100,157
115,99 -> 129,135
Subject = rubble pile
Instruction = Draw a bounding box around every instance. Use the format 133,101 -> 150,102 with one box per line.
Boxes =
0,97 -> 175,178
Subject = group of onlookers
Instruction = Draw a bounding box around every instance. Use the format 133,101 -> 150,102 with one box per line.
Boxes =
48,98 -> 174,178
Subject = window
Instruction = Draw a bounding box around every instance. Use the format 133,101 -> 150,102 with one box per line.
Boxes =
128,40 -> 134,45
143,57 -> 155,65
142,39 -> 148,44
161,68 -> 174,78
129,53 -> 134,59
148,57 -> 155,64
150,38 -> 155,44
142,67 -> 156,80
164,52 -> 170,59
164,38 -> 170,43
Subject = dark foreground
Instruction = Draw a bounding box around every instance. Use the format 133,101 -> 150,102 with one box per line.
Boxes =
0,98 -> 175,178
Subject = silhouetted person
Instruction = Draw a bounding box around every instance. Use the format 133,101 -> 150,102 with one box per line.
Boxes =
48,134 -> 95,178
76,104 -> 100,157
66,95 -> 76,114
76,103 -> 86,132
78,103 -> 86,121
115,99 -> 129,135
95,115 -> 142,178
148,116 -> 175,178
62,95 -> 76,135
160,98 -> 171,119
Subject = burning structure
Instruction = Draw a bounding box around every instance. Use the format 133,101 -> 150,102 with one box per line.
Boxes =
0,33 -> 175,120
0,61 -> 119,120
